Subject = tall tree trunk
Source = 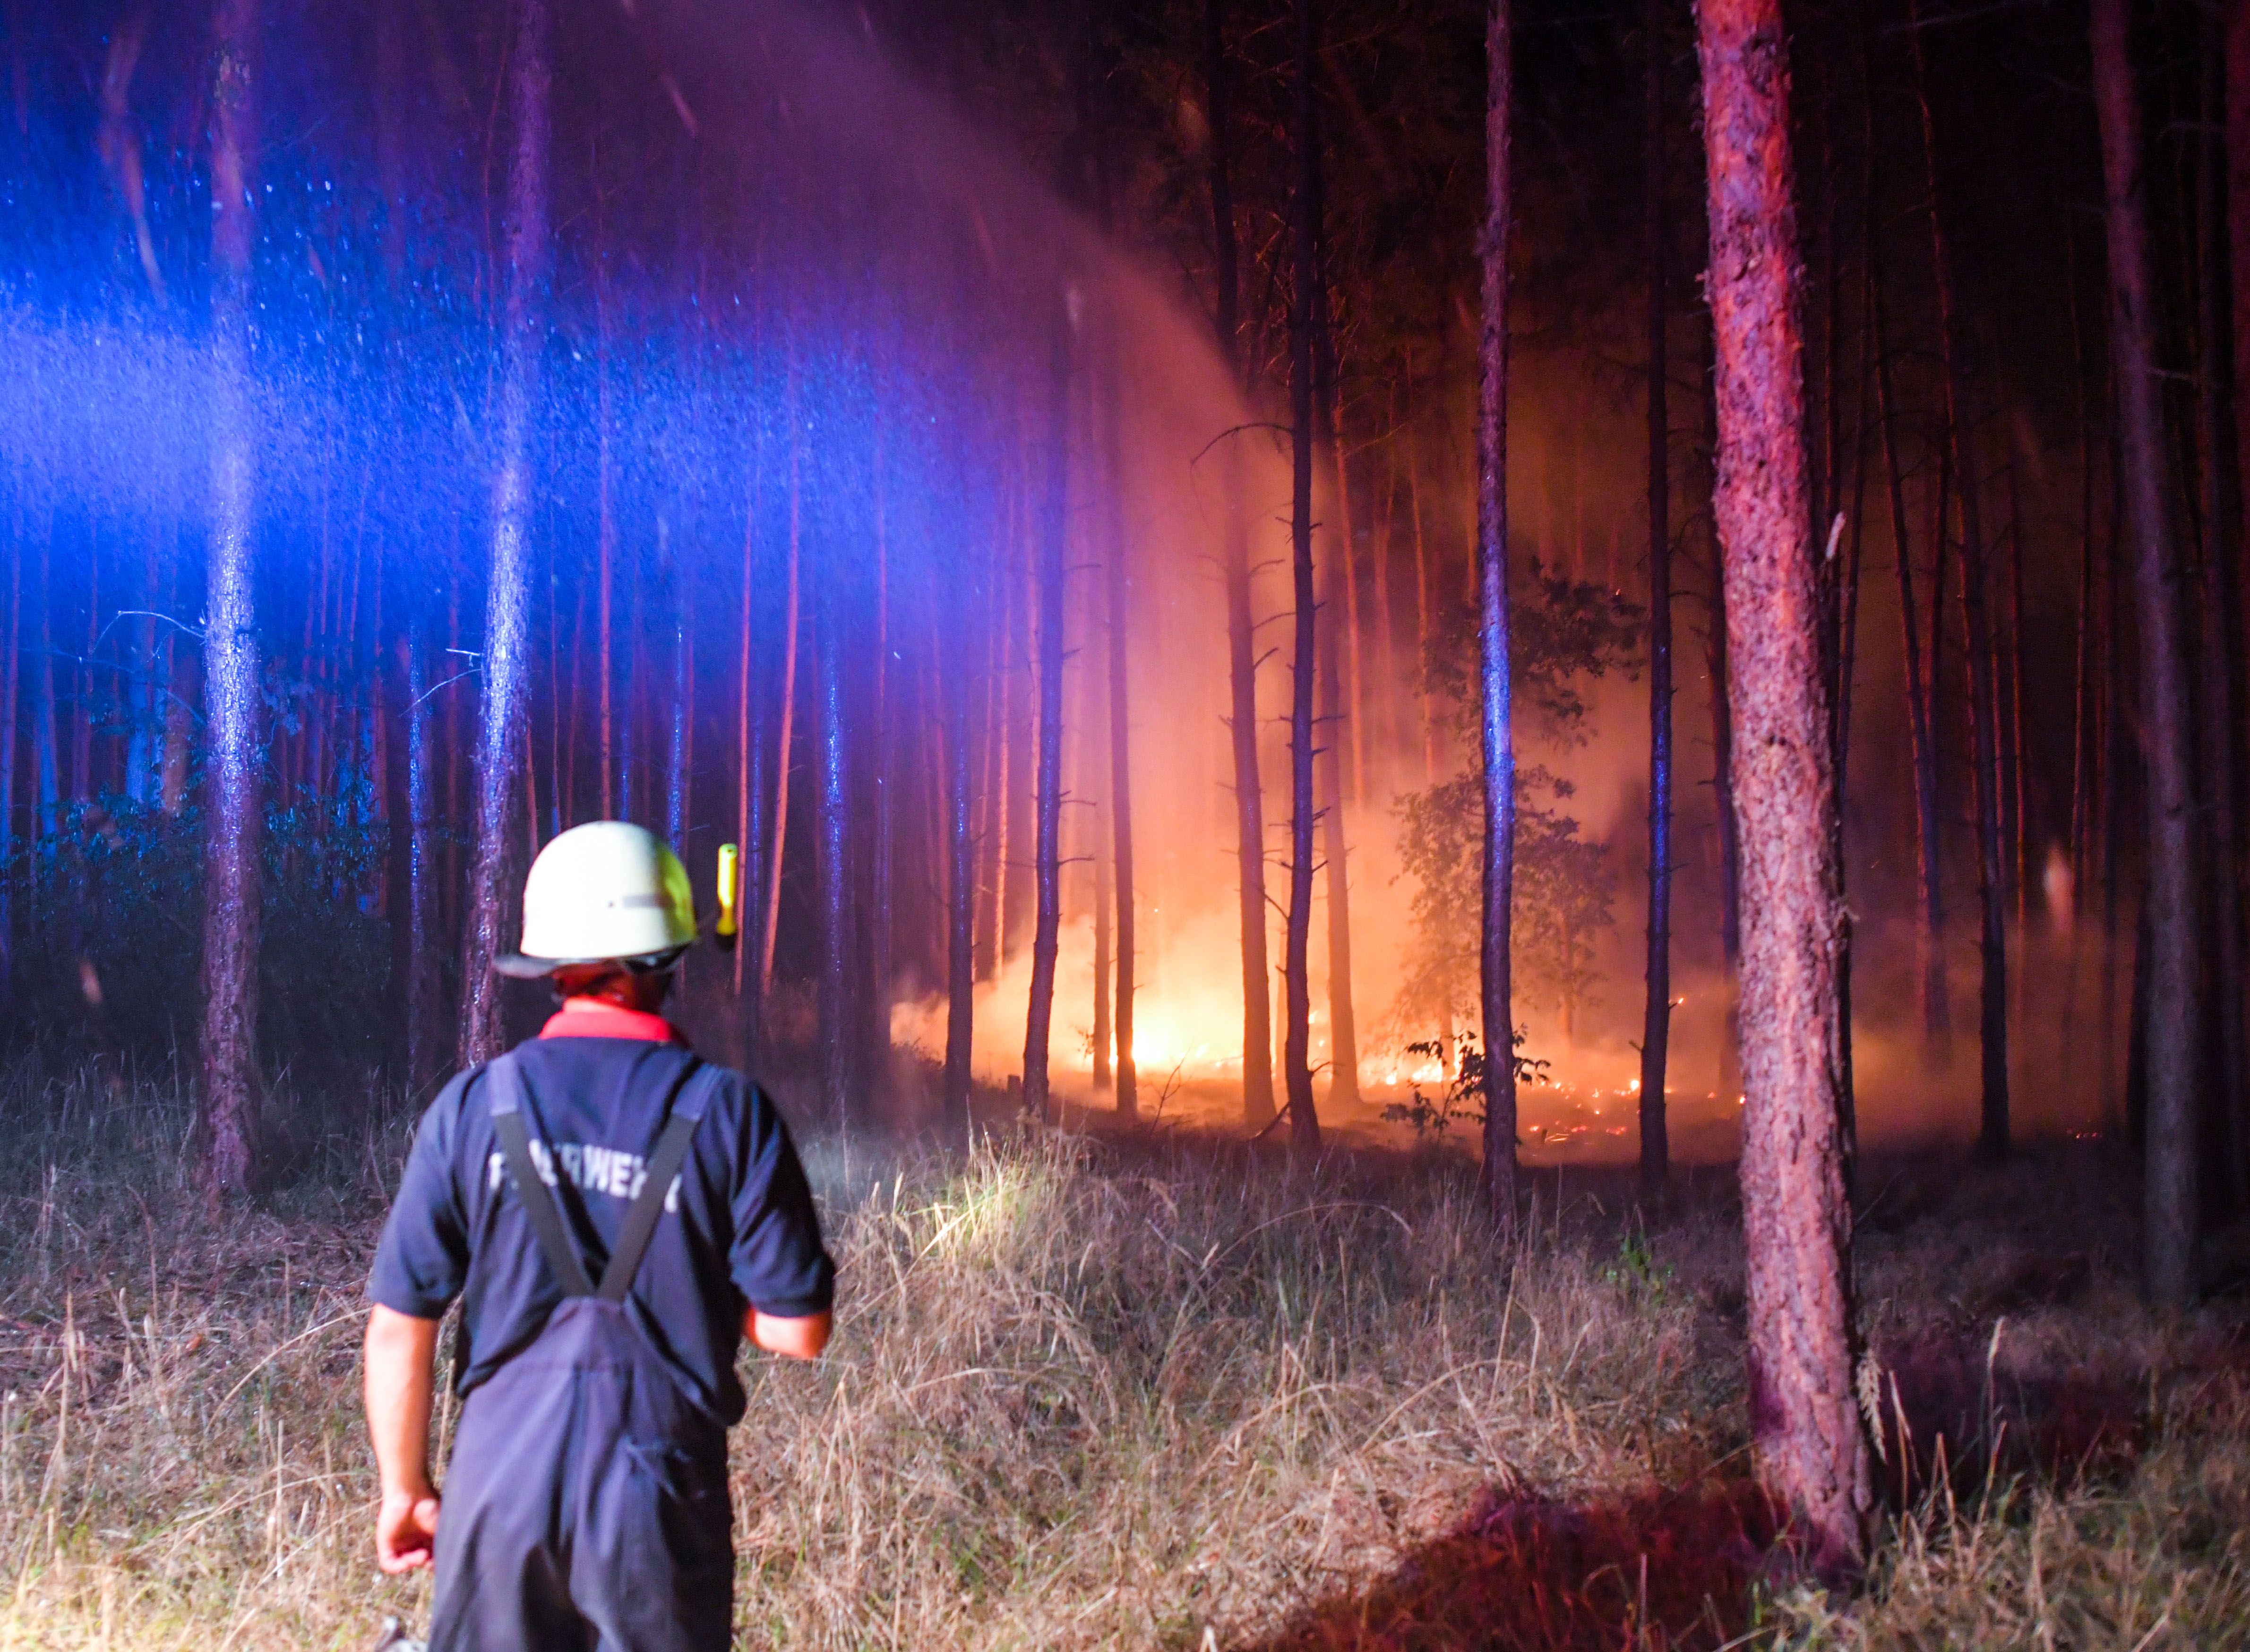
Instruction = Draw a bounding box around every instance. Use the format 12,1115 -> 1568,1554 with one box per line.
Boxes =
1833,253 -> 1874,1174
734,435 -> 760,1038
1408,395 -> 1443,789
760,406 -> 801,998
2095,0 -> 2204,1310
1103,337 -> 1139,1118
1093,789 -> 1112,1085
1695,0 -> 1873,1570
944,547 -> 977,1137
1315,276 -> 1360,1112
126,533 -> 162,807
1909,1 -> 2010,1156
1206,0 -> 1277,1127
1319,496 -> 1360,1110
31,537 -> 56,843
973,555 -> 1005,982
1706,535 -> 1742,1101
2232,0 -> 2250,549
871,448 -> 895,1086
2005,461 -> 2030,977
598,290 -> 616,819
616,597 -> 638,823
199,0 -> 261,1194
2230,0 -> 2250,997
2100,447 -> 2129,1117
1479,0 -> 1518,1214
459,0 -> 548,1066
1334,426 -> 1366,803
0,545 -> 18,1008
994,479 -> 1023,973
2068,223 -> 2098,925
543,549 -> 564,839
1282,0 -> 1324,1157
666,520 -> 689,851
2199,26 -> 2249,1208
1370,431 -> 1404,762
817,557 -> 850,1130
1639,0 -> 1672,1197
403,629 -> 441,1093
1022,312 -> 1073,1120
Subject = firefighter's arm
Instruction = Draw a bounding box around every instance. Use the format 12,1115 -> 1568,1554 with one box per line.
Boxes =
364,1304 -> 444,1572
746,1305 -> 832,1359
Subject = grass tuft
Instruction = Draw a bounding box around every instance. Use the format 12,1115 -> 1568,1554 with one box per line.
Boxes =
0,1059 -> 2242,1648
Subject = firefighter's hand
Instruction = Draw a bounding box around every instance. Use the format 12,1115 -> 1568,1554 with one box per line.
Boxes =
376,1486 -> 441,1573
747,1306 -> 833,1360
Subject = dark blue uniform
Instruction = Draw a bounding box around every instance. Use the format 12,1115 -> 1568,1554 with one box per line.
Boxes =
369,1020 -> 833,1652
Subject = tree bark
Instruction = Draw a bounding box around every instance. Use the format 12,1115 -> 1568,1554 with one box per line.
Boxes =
1833,248 -> 1874,1176
974,541 -> 1006,983
871,449 -> 895,1087
2100,446 -> 2128,1118
2068,226 -> 2099,908
30,536 -> 55,848
199,0 -> 261,1194
401,626 -> 444,1094
1408,394 -> 1443,790
1705,534 -> 1742,1102
1477,0 -> 1518,1213
1093,773 -> 1112,1087
1319,496 -> 1360,1110
760,399 -> 801,999
1334,419 -> 1366,803
2198,26 -> 2249,1209
2005,461 -> 2029,983
1103,334 -> 1139,1118
666,521 -> 689,852
1908,0 -> 2009,1156
1206,0 -> 1277,1128
598,273 -> 616,819
459,0 -> 548,1066
944,544 -> 978,1137
1283,0 -> 1324,1157
2093,0 -> 2205,1310
1639,0 -> 1672,1198
1694,0 -> 1873,1571
734,433 -> 760,1027
0,541 -> 19,1007
1315,274 -> 1360,1113
2232,0 -> 2250,555
1022,310 -> 1073,1120
816,546 -> 851,1130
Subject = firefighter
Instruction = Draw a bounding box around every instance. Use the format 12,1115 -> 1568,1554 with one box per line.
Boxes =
363,821 -> 834,1652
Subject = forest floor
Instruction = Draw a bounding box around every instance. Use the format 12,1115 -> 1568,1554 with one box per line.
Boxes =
0,1057 -> 2247,1649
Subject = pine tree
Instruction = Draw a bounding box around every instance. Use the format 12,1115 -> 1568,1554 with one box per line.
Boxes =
1695,0 -> 1873,1569
459,0 -> 550,1065
199,0 -> 261,1195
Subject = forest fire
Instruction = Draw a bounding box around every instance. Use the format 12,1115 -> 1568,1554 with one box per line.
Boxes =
3,0 -> 2247,1643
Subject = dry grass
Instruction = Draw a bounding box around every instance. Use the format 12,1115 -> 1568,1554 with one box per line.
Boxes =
0,1057 -> 2243,1649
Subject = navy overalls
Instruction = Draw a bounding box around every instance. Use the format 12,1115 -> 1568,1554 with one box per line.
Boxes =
370,1017 -> 834,1652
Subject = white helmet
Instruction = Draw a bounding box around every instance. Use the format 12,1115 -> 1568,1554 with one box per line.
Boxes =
494,821 -> 697,979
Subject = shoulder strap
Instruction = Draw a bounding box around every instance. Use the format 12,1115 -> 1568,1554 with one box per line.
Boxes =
597,1061 -> 723,1303
487,1054 -> 598,1299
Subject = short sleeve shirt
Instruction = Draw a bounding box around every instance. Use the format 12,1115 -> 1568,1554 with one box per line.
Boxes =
367,1010 -> 834,1426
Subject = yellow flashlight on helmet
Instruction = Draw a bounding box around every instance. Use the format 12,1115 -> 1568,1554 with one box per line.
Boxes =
715,842 -> 741,950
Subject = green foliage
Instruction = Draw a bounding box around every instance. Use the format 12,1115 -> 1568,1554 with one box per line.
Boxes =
1424,563 -> 1647,750
1393,565 -> 1642,1042
1599,1227 -> 1675,1301
1381,1028 -> 1550,1144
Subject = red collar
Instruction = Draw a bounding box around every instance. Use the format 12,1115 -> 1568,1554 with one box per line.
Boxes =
539,1000 -> 685,1044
